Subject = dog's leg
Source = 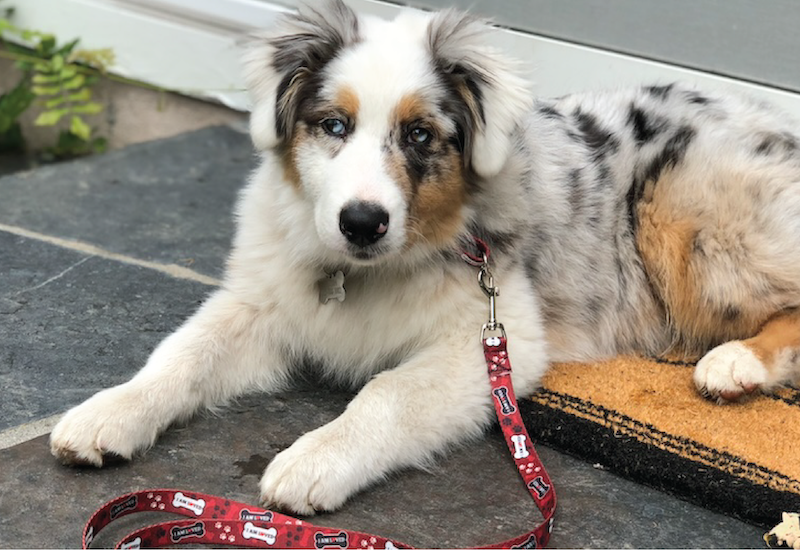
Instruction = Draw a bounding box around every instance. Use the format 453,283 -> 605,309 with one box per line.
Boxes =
50,289 -> 287,466
258,337 -> 511,514
694,309 -> 800,401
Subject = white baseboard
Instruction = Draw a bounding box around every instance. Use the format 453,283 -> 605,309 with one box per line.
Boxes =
9,0 -> 800,119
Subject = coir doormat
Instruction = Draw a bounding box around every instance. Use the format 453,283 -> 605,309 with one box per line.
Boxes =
520,356 -> 800,528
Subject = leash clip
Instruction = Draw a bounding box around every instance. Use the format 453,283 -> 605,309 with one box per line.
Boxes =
478,257 -> 506,343
461,236 -> 506,343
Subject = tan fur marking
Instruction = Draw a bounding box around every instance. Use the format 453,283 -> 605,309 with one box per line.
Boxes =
455,80 -> 482,128
382,146 -> 467,248
744,310 -> 800,370
636,201 -> 699,338
393,94 -> 429,126
412,152 -> 467,245
334,86 -> 360,119
280,131 -> 305,191
636,169 -> 766,355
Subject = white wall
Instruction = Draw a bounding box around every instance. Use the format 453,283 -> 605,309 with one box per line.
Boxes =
9,0 -> 800,119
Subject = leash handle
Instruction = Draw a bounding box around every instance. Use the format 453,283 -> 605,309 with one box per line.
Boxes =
81,238 -> 556,549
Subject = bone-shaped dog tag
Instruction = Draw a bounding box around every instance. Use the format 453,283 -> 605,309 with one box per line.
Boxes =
319,271 -> 346,304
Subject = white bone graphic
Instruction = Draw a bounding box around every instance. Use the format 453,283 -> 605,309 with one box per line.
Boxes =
243,522 -> 277,544
121,537 -> 141,549
172,492 -> 206,515
385,542 -> 397,549
511,434 -> 530,459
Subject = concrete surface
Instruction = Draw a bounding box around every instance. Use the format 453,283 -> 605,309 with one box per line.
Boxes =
0,126 -> 767,548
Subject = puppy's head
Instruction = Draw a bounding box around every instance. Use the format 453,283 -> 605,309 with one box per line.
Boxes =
243,0 -> 531,264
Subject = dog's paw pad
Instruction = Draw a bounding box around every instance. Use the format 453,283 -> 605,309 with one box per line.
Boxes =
693,341 -> 768,402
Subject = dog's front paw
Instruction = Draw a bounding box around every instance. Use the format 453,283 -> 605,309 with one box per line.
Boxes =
259,426 -> 367,515
693,341 -> 768,402
50,385 -> 159,466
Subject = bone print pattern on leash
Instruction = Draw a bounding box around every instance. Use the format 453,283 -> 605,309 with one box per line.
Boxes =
243,522 -> 278,545
511,434 -> 531,459
172,492 -> 206,516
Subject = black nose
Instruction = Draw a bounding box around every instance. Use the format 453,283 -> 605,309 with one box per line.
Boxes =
339,202 -> 390,247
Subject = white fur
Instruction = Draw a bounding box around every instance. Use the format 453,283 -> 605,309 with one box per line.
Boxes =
694,341 -> 768,400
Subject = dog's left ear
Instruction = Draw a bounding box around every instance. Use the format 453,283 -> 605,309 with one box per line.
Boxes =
428,11 -> 532,177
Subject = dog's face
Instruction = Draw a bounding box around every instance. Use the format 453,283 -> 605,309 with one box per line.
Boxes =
243,1 -> 531,264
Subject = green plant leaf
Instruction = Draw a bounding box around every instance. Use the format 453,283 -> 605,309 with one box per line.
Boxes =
32,71 -> 68,84
69,115 -> 91,140
68,88 -> 92,102
5,41 -> 38,57
6,43 -> 42,71
70,101 -> 103,115
37,36 -> 57,56
42,90 -> 94,110
50,54 -> 64,71
0,18 -> 14,34
56,38 -> 80,56
59,65 -> 78,79
0,80 -> 35,133
34,108 -> 68,126
31,84 -> 61,96
43,89 -> 93,109
43,95 -> 67,109
49,129 -> 92,159
62,73 -> 85,90
33,60 -> 54,72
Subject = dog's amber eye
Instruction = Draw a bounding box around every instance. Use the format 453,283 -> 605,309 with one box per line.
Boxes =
321,118 -> 347,138
407,127 -> 432,145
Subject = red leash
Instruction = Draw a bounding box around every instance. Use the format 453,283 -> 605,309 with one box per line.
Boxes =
81,240 -> 556,549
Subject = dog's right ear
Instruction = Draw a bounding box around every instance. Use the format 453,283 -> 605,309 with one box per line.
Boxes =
242,0 -> 360,150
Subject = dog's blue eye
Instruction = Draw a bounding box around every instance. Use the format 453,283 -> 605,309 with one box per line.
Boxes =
407,127 -> 432,145
322,118 -> 347,137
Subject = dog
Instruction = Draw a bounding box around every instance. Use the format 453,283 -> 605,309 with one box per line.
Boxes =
50,0 -> 800,515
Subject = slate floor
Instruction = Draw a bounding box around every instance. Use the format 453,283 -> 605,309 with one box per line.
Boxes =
0,126 -> 767,548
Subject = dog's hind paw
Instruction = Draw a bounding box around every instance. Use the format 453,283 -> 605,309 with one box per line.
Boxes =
693,341 -> 768,402
259,426 -> 367,515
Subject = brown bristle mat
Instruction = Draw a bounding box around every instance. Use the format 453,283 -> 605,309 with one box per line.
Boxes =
520,357 -> 800,527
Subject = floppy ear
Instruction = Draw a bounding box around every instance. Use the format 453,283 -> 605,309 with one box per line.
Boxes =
428,11 -> 532,177
241,0 -> 360,150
